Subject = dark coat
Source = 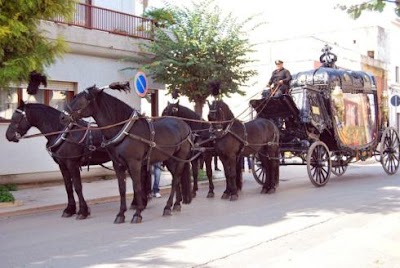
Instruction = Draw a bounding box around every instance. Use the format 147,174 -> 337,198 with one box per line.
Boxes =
268,68 -> 292,86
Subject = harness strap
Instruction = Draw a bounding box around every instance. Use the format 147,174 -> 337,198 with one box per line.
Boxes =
101,110 -> 139,148
47,123 -> 74,153
145,119 -> 156,171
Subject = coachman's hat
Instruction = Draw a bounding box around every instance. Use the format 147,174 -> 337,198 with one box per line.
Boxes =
275,60 -> 283,65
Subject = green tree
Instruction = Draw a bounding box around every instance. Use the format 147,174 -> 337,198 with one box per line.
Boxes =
337,0 -> 400,19
135,0 -> 261,116
0,0 -> 76,89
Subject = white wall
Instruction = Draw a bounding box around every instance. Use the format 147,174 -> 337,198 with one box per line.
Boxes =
93,0 -> 135,14
0,19 -> 155,182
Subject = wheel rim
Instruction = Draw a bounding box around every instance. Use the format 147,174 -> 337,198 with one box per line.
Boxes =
307,141 -> 331,187
380,127 -> 400,175
251,155 -> 266,185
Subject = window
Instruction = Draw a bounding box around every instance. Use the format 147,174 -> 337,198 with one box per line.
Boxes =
0,81 -> 76,122
396,66 -> 399,83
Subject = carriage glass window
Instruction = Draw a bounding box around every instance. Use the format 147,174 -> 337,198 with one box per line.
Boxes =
0,88 -> 18,122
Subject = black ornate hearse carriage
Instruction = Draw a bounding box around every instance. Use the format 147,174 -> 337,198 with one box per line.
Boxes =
250,47 -> 400,186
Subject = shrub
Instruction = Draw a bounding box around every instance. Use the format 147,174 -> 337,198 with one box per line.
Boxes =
0,185 -> 16,202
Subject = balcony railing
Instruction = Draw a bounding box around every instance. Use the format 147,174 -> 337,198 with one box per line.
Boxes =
50,3 -> 154,40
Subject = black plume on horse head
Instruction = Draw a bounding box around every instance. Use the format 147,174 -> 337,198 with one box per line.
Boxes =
108,81 -> 131,93
171,89 -> 180,99
27,71 -> 47,95
208,80 -> 221,97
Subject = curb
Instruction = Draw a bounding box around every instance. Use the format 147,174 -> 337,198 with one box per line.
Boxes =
0,178 -> 225,219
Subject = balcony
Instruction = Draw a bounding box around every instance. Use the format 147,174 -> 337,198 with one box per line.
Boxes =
49,3 -> 154,40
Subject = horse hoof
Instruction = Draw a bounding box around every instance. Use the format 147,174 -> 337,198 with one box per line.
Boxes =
267,188 -> 276,194
260,188 -> 268,194
230,195 -> 238,201
163,209 -> 172,216
173,205 -> 181,212
131,215 -> 142,224
207,192 -> 215,198
114,216 -> 125,224
76,214 -> 89,220
192,192 -> 197,198
221,193 -> 230,199
61,211 -> 75,218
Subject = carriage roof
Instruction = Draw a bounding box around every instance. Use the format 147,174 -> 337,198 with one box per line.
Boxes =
291,67 -> 376,92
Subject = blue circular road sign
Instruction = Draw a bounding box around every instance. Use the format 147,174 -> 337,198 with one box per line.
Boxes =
391,95 -> 400,107
134,71 -> 148,97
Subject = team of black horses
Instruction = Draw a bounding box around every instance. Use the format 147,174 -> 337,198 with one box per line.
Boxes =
6,77 -> 280,224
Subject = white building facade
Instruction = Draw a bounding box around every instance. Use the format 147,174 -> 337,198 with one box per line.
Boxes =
0,1 -> 163,184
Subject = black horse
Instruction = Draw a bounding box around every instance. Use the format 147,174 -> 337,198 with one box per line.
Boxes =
162,101 -> 216,198
208,99 -> 280,199
60,85 -> 193,224
5,101 -> 125,219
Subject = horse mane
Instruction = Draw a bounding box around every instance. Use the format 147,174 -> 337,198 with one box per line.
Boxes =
217,100 -> 235,120
176,104 -> 201,120
95,89 -> 136,122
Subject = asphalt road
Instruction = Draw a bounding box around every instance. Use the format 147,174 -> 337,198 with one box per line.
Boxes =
0,163 -> 399,268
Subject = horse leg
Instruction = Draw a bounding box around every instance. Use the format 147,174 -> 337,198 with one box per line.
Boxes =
113,163 -> 128,224
259,153 -> 271,193
59,165 -> 76,217
220,155 -> 238,201
68,162 -> 90,219
164,161 -> 178,215
269,146 -> 280,193
128,163 -> 146,224
236,156 -> 243,191
205,153 -> 214,198
191,159 -> 199,198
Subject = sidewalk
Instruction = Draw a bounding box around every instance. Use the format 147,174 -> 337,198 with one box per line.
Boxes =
0,168 -> 225,218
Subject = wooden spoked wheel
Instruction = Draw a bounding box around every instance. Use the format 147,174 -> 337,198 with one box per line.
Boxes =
251,154 -> 266,185
331,152 -> 349,177
380,127 -> 400,175
307,141 -> 332,187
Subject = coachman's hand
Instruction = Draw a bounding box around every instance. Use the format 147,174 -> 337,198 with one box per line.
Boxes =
278,80 -> 283,85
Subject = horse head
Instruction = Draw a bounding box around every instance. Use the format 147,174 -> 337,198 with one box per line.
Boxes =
5,100 -> 31,142
60,85 -> 99,124
27,71 -> 47,95
207,99 -> 234,135
161,100 -> 180,116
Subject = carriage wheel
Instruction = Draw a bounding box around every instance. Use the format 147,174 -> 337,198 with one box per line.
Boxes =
306,141 -> 331,187
380,127 -> 400,175
331,153 -> 348,177
251,154 -> 266,185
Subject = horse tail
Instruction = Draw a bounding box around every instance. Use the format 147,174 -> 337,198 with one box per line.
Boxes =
181,162 -> 192,204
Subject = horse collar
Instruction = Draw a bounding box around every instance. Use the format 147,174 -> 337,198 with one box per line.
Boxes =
101,110 -> 139,148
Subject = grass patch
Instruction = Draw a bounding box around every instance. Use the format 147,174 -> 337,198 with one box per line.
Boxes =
198,169 -> 207,181
0,185 -> 16,202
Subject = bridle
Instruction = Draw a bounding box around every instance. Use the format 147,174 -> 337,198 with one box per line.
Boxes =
9,109 -> 30,140
208,100 -> 226,133
63,89 -> 92,122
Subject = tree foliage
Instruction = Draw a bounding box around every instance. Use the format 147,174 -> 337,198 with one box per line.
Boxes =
0,0 -> 77,89
135,0 -> 262,113
337,0 -> 400,19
